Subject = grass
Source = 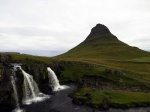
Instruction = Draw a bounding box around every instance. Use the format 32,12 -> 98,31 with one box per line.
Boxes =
10,54 -> 53,64
54,32 -> 150,89
59,61 -> 150,90
133,57 -> 150,61
56,36 -> 150,60
73,87 -> 150,109
1,52 -> 149,90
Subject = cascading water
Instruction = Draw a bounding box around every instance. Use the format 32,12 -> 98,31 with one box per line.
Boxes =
47,67 -> 61,90
47,67 -> 69,91
11,65 -> 24,112
18,66 -> 50,105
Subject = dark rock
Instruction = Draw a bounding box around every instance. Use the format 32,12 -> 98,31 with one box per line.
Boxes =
105,69 -> 123,75
85,93 -> 92,100
85,23 -> 118,42
72,99 -> 83,105
102,97 -> 110,110
90,24 -> 111,35
0,67 -> 14,112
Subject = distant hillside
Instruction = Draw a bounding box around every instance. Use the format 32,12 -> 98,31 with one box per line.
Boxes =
57,24 -> 150,60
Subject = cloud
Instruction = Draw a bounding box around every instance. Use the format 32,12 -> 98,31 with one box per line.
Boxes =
0,0 -> 150,56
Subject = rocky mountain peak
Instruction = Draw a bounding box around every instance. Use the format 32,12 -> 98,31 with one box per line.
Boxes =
89,24 -> 111,36
85,23 -> 117,41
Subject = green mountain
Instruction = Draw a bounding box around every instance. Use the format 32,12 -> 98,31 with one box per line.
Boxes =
55,24 -> 150,109
55,23 -> 150,85
57,24 -> 150,60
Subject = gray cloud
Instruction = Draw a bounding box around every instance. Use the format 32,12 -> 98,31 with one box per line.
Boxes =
0,0 -> 150,56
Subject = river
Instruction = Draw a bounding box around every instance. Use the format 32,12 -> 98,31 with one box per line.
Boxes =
22,85 -> 150,112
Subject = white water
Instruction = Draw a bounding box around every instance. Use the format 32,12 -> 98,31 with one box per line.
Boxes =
11,66 -> 24,112
18,66 -> 50,105
47,67 -> 69,91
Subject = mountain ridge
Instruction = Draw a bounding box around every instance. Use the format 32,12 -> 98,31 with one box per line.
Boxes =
57,23 -> 150,60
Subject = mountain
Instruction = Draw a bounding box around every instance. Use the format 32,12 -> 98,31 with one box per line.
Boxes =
55,24 -> 150,109
57,24 -> 150,60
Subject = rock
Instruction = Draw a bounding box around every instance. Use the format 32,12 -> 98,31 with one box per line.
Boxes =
90,24 -> 111,35
102,97 -> 110,110
85,23 -> 118,42
105,69 -> 123,75
0,67 -> 14,112
85,93 -> 92,100
72,99 -> 83,105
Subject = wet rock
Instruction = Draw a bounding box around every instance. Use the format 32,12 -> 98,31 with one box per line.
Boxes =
72,99 -> 83,105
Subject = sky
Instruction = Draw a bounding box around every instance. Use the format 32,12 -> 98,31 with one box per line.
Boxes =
0,0 -> 150,56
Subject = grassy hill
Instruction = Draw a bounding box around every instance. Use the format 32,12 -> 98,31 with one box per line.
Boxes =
54,24 -> 150,109
53,23 -> 150,89
56,24 -> 150,60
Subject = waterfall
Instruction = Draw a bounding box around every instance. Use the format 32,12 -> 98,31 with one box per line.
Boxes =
47,67 -> 69,91
18,66 -> 50,105
11,76 -> 21,111
11,65 -> 24,112
47,67 -> 61,91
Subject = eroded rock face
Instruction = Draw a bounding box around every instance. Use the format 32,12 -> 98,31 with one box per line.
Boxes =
85,23 -> 118,42
0,61 -> 65,111
0,67 -> 14,112
89,24 -> 111,36
82,75 -> 116,89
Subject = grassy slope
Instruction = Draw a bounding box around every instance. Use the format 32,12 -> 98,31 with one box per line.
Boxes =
73,87 -> 150,109
55,33 -> 150,85
5,53 -> 149,90
54,30 -> 150,89
56,34 -> 150,60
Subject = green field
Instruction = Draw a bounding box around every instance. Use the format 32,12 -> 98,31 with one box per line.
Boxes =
73,87 -> 150,109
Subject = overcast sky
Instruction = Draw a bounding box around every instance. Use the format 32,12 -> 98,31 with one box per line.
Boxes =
0,0 -> 150,56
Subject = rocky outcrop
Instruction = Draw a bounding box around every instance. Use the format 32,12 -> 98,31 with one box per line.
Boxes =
82,75 -> 117,89
85,23 -> 118,42
88,24 -> 111,36
0,66 -> 14,112
105,69 -> 123,75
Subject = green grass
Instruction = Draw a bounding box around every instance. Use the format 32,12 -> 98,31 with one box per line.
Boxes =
1,48 -> 150,91
56,35 -> 150,60
60,62 -> 105,81
1,52 -> 149,90
133,57 -> 150,61
59,61 -> 150,90
54,30 -> 150,90
10,54 -> 53,64
73,87 -> 150,109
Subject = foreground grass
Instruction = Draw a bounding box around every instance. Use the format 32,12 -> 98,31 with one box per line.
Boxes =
73,87 -> 150,109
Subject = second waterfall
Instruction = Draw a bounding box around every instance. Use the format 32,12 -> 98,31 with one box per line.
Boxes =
47,67 -> 69,91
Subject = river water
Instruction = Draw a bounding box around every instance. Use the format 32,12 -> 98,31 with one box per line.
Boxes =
22,85 -> 150,112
